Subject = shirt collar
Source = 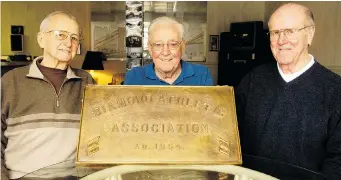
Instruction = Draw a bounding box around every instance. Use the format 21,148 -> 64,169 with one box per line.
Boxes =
145,60 -> 195,82
277,54 -> 315,82
26,56 -> 81,80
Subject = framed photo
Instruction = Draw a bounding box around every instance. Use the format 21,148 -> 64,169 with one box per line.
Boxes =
127,47 -> 142,58
126,58 -> 142,71
91,21 -> 126,60
209,35 -> 219,51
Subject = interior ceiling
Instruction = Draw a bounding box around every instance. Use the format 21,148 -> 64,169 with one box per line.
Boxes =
91,1 -> 207,13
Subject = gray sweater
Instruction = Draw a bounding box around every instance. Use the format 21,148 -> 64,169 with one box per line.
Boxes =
1,57 -> 95,179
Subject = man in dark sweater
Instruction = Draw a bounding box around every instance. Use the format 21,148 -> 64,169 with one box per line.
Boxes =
235,3 -> 341,180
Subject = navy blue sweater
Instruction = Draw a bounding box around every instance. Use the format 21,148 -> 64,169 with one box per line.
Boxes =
235,61 -> 341,180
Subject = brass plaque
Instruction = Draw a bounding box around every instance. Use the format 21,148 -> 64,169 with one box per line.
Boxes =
76,85 -> 241,166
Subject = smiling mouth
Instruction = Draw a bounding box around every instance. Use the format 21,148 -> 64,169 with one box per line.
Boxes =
60,49 -> 71,53
279,48 -> 292,51
160,59 -> 172,62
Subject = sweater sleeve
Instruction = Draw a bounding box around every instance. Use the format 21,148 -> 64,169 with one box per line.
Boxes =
82,70 -> 96,85
1,115 -> 9,180
1,74 -> 10,180
234,71 -> 252,136
322,106 -> 341,180
89,74 -> 97,85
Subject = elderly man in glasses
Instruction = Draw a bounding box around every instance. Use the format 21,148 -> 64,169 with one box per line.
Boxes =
124,16 -> 213,86
1,11 -> 95,179
235,3 -> 341,180
123,16 -> 213,179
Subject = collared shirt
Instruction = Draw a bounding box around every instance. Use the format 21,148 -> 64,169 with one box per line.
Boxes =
124,60 -> 213,86
27,57 -> 81,80
37,61 -> 67,91
277,54 -> 315,82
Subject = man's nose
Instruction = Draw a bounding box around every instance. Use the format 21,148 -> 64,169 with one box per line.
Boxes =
277,32 -> 288,45
161,44 -> 171,55
63,36 -> 72,47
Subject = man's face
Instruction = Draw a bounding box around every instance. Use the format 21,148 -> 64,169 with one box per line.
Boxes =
148,23 -> 184,73
269,8 -> 314,66
38,15 -> 80,64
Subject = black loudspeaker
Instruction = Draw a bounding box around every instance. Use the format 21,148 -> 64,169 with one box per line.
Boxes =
11,34 -> 24,52
218,22 -> 275,86
230,21 -> 263,51
11,25 -> 24,35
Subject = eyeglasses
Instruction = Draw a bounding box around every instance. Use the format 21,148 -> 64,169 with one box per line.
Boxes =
45,30 -> 81,44
268,25 -> 314,41
149,41 -> 182,51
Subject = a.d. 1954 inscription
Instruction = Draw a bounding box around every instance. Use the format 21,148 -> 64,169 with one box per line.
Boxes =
76,86 -> 241,166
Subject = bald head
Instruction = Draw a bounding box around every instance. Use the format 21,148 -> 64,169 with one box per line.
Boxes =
40,11 -> 80,34
269,3 -> 315,28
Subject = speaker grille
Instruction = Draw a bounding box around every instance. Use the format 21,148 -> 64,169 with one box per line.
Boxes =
11,34 -> 24,52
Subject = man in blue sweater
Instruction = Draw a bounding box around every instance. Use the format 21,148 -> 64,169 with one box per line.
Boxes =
235,3 -> 341,180
123,16 -> 213,179
124,16 -> 213,86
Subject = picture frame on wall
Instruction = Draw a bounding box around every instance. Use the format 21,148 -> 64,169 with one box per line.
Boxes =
91,22 -> 126,60
126,58 -> 142,71
209,35 -> 219,51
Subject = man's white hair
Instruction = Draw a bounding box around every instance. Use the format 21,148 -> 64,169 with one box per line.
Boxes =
40,11 -> 79,33
148,16 -> 185,40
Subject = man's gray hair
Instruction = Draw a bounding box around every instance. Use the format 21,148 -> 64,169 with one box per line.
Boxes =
40,11 -> 79,33
148,16 -> 185,40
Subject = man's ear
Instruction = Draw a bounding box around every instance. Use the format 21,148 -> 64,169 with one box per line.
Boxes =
37,32 -> 44,48
148,41 -> 153,55
180,40 -> 186,55
307,26 -> 315,46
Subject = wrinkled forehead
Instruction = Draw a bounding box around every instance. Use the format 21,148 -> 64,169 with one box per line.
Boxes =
149,23 -> 181,42
47,15 -> 80,35
269,7 -> 306,30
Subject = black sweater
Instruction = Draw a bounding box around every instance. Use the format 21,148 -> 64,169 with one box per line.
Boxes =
235,61 -> 341,180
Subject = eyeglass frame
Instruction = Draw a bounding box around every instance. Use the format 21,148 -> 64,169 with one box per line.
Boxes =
149,40 -> 184,51
44,30 -> 82,44
267,25 -> 314,41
